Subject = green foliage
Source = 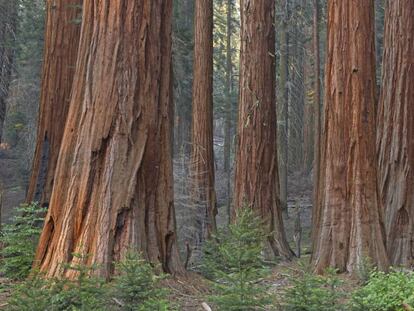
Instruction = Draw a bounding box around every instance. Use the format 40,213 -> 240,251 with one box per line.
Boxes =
7,259 -> 108,311
4,111 -> 27,147
283,266 -> 344,311
355,256 -> 375,285
0,203 -> 45,280
111,251 -> 173,311
202,207 -> 272,310
349,269 -> 414,311
6,271 -> 56,311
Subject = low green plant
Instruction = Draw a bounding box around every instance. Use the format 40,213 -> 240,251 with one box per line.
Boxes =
54,253 -> 108,310
6,271 -> 55,311
0,202 -> 46,280
7,255 -> 108,311
111,250 -> 173,311
202,207 -> 272,310
349,269 -> 414,311
355,256 -> 375,285
283,265 -> 344,311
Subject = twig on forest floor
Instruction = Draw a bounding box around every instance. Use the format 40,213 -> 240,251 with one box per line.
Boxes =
403,303 -> 413,311
112,298 -> 124,307
201,302 -> 212,311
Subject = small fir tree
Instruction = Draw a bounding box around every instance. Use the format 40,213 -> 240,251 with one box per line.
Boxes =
202,206 -> 272,310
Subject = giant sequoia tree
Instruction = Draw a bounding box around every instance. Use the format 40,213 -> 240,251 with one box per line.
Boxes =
0,0 -> 17,143
26,0 -> 82,205
234,0 -> 293,259
377,0 -> 414,266
35,0 -> 183,278
190,0 -> 217,245
312,0 -> 388,273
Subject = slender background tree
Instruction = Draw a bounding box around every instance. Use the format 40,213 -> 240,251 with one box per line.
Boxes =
234,0 -> 293,259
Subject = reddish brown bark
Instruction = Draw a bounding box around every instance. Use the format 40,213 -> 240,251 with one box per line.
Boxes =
312,0 -> 388,273
190,0 -> 217,244
234,0 -> 293,259
26,1 -> 82,205
35,1 -> 183,278
377,0 -> 414,266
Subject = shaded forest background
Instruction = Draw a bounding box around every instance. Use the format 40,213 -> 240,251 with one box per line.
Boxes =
0,0 -> 384,252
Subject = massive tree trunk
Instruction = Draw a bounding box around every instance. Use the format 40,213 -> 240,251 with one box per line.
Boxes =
0,0 -> 17,143
311,0 -> 388,273
234,0 -> 293,259
26,1 -> 82,206
35,0 -> 183,279
190,0 -> 217,246
377,0 -> 414,266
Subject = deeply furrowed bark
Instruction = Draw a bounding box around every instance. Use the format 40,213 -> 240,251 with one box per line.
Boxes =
35,0 -> 183,279
311,0 -> 388,273
190,0 -> 217,245
234,0 -> 293,259
26,0 -> 82,206
377,0 -> 414,266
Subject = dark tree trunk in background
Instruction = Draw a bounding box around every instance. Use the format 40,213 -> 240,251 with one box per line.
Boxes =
35,0 -> 183,279
312,0 -> 388,273
26,1 -> 82,206
234,0 -> 293,259
223,0 -> 233,174
0,0 -> 17,143
224,0 -> 234,222
311,0 -> 321,245
278,0 -> 289,213
377,0 -> 414,266
190,0 -> 217,245
174,0 -> 194,157
289,0 -> 305,171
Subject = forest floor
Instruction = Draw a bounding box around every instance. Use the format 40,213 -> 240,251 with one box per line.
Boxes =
0,169 -> 318,310
0,150 -> 318,310
0,148 -> 26,223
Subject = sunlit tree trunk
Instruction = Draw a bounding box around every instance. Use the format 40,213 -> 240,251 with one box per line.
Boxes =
26,1 -> 82,205
190,0 -> 217,245
0,0 -> 17,143
234,0 -> 293,259
35,0 -> 183,279
312,0 -> 388,273
377,0 -> 414,266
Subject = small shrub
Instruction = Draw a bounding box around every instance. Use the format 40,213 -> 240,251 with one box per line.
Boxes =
7,255 -> 108,311
0,203 -> 46,280
202,207 -> 272,310
349,269 -> 414,311
111,250 -> 173,311
6,271 -> 55,311
355,256 -> 375,284
283,266 -> 344,311
54,253 -> 108,310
